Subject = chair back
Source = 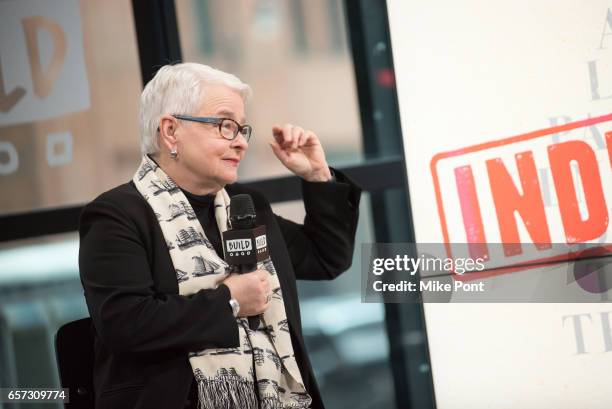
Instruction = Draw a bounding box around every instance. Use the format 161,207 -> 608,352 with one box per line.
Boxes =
55,317 -> 95,409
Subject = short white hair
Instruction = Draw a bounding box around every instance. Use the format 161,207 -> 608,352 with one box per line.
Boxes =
139,62 -> 252,155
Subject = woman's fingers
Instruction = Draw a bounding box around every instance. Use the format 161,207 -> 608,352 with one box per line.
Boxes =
283,123 -> 293,148
291,126 -> 303,150
272,123 -> 306,150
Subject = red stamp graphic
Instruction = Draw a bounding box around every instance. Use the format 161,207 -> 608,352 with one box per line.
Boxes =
430,113 -> 612,278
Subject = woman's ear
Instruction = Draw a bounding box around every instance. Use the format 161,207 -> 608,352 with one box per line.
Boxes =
158,115 -> 178,151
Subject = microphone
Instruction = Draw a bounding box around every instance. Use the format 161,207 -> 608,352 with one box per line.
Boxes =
222,194 -> 269,330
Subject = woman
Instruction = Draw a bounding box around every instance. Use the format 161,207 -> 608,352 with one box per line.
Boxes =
79,63 -> 361,409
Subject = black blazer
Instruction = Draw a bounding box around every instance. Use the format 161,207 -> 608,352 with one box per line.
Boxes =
78,172 -> 361,409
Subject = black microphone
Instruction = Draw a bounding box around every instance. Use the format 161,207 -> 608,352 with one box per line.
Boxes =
222,194 -> 269,330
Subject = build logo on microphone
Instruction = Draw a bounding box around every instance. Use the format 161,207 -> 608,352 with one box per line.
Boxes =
226,239 -> 253,255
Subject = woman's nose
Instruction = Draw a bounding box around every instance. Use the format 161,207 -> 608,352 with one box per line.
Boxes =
230,133 -> 249,150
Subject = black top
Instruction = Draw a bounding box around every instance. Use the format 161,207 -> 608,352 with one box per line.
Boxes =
181,190 -> 223,256
78,170 -> 361,409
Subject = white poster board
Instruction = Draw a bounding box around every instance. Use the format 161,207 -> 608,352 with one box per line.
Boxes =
387,0 -> 612,407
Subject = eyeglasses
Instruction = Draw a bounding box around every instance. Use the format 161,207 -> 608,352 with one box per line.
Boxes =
172,114 -> 252,142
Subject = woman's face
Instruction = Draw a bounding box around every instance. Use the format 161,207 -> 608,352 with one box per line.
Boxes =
176,84 -> 248,191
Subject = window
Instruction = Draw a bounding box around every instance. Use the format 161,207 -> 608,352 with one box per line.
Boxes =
175,0 -> 363,181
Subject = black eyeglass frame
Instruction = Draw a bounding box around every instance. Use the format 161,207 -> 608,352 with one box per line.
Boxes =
172,114 -> 252,142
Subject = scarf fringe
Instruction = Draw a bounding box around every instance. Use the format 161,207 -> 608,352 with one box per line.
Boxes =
197,376 -> 258,409
260,395 -> 285,409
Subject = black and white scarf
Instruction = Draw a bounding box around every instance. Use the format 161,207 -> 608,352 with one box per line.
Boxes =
133,156 -> 311,409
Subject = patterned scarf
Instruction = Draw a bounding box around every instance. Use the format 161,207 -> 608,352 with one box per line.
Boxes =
133,156 -> 311,409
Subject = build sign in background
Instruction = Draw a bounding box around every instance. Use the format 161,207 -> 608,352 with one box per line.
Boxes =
387,0 -> 612,408
0,0 -> 141,215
